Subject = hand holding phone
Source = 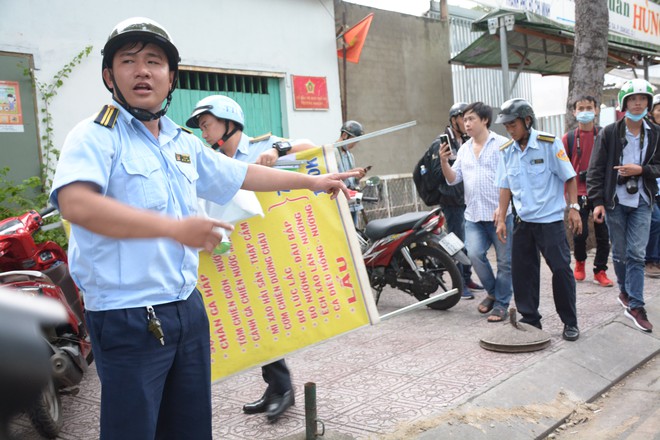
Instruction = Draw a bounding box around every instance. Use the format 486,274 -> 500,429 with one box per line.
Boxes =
438,134 -> 456,160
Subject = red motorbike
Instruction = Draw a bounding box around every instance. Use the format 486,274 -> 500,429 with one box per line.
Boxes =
0,207 -> 92,439
351,178 -> 467,310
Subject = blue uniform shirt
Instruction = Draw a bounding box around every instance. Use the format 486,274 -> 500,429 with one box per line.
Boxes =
496,128 -> 576,223
233,133 -> 284,163
49,102 -> 248,311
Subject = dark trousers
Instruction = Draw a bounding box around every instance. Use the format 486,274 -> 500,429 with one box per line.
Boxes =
512,220 -> 577,328
261,359 -> 292,395
86,289 -> 212,440
573,197 -> 611,272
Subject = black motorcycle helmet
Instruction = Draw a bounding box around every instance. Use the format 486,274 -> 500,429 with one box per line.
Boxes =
341,120 -> 364,138
495,98 -> 536,130
101,17 -> 181,121
448,102 -> 468,120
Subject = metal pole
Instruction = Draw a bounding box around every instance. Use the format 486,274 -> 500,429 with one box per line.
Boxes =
342,10 -> 348,122
380,288 -> 458,321
499,18 -> 510,101
305,382 -> 318,439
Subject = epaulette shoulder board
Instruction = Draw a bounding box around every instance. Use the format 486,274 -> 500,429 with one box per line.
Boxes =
180,125 -> 193,135
499,139 -> 514,151
250,132 -> 272,143
94,105 -> 119,129
537,133 -> 556,144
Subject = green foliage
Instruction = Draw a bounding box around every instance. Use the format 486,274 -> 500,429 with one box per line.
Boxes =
0,168 -> 67,249
0,46 -> 93,250
24,45 -> 93,191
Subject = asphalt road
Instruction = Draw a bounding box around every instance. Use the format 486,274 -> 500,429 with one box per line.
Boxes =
546,354 -> 659,440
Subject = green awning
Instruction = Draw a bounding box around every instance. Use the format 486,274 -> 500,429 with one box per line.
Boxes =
450,8 -> 660,76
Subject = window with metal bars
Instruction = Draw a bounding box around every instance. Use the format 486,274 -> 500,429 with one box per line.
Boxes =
178,70 -> 270,94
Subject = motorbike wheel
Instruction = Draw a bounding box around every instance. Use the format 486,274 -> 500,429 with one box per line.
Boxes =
410,245 -> 462,310
28,378 -> 63,439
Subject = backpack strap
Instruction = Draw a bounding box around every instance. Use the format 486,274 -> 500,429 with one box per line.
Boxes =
567,129 -> 576,161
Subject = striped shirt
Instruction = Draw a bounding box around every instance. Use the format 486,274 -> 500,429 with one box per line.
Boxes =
448,131 -> 510,222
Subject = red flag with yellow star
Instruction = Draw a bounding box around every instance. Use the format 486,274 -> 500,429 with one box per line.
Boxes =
337,13 -> 374,64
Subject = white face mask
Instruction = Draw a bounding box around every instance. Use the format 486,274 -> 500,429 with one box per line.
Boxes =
575,111 -> 595,123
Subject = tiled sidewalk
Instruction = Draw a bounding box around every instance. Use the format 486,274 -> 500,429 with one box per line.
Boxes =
10,253 -> 659,439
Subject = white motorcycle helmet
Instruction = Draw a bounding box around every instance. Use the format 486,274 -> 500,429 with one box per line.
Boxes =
617,78 -> 655,112
186,95 -> 245,130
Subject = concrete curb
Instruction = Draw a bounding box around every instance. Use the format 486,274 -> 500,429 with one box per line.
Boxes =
414,300 -> 660,440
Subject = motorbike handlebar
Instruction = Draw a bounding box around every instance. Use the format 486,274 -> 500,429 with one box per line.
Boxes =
362,196 -> 379,203
39,206 -> 57,218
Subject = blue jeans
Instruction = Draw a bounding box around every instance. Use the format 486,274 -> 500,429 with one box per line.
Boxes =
465,216 -> 513,309
606,198 -> 652,309
442,205 -> 472,283
645,201 -> 660,263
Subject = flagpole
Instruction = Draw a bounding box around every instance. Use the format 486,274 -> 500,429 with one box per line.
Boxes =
342,9 -> 347,122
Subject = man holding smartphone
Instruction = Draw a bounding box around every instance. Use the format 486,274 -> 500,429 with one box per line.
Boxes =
434,103 -> 483,298
335,120 -> 370,225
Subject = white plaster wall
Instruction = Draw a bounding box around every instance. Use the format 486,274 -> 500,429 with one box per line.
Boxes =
0,0 -> 342,151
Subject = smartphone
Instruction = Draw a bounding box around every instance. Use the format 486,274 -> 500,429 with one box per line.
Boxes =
439,134 -> 456,159
364,165 -> 372,172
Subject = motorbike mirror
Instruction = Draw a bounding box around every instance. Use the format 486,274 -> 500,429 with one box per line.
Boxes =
365,176 -> 381,187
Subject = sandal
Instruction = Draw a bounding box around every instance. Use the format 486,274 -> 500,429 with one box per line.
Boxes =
487,306 -> 508,322
478,296 -> 495,314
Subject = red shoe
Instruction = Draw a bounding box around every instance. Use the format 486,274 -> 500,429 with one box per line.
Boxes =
574,261 -> 586,281
593,270 -> 613,287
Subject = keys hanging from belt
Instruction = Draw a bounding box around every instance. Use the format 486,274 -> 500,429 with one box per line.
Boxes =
146,305 -> 165,346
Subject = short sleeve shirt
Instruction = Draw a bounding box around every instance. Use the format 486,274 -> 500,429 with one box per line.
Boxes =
49,102 -> 248,311
496,129 -> 576,223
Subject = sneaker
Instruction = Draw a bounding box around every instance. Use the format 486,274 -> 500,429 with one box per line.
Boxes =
645,262 -> 660,278
466,279 -> 484,291
593,270 -> 614,287
574,260 -> 586,281
624,307 -> 653,333
617,292 -> 630,309
461,288 -> 475,300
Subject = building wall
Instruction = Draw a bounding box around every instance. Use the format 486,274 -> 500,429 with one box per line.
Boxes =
335,1 -> 454,176
0,0 -> 342,168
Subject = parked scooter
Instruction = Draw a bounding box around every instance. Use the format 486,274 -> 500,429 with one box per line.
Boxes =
0,207 -> 92,439
351,177 -> 467,310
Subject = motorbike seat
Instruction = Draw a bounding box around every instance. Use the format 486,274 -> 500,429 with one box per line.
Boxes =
364,211 -> 431,241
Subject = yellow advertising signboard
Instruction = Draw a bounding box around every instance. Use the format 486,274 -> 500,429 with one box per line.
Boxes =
197,146 -> 377,382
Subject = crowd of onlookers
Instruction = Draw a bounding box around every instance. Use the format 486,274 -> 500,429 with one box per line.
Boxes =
430,80 -> 659,339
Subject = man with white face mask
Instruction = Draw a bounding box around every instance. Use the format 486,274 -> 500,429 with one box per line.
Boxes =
562,96 -> 613,287
587,79 -> 660,333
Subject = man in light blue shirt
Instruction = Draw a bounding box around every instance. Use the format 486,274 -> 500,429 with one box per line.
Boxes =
494,98 -> 582,342
50,18 -> 353,439
186,94 -> 316,423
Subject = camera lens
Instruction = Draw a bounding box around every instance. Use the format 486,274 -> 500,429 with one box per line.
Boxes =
625,177 -> 638,194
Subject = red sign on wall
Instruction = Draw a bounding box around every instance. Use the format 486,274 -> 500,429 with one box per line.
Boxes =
292,75 -> 329,111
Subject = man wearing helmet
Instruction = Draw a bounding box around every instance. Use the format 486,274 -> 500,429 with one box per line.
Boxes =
645,94 -> 660,279
335,120 -> 369,224
436,102 -> 483,298
187,95 -> 314,423
587,79 -> 660,333
495,98 -> 582,341
49,17 -> 355,439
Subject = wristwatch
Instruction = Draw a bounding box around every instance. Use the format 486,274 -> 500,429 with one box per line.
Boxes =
272,141 -> 292,157
568,203 -> 580,212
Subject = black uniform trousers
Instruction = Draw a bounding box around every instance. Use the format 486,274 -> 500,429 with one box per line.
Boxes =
573,196 -> 611,272
511,220 -> 578,328
262,359 -> 292,396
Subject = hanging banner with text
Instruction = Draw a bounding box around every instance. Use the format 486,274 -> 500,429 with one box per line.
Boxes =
198,146 -> 377,382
